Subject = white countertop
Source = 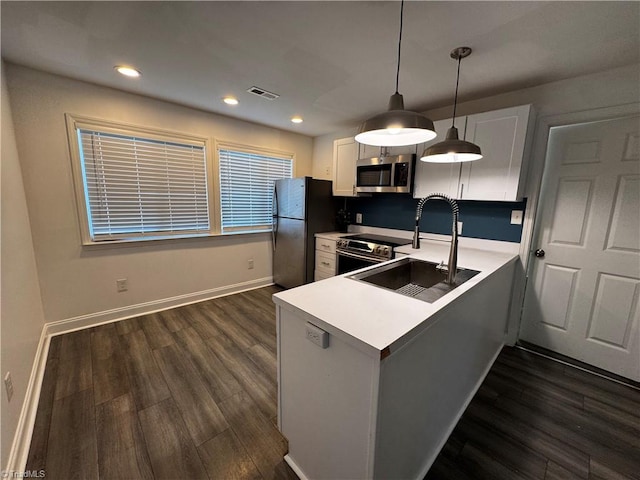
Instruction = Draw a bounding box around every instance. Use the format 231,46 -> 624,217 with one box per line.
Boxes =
314,231 -> 348,241
273,238 -> 517,355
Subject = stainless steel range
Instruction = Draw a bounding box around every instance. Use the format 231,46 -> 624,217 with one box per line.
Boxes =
335,234 -> 411,275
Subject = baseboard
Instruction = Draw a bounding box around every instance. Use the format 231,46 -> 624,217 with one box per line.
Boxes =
284,454 -> 309,480
5,277 -> 273,475
46,276 -> 274,336
4,328 -> 50,477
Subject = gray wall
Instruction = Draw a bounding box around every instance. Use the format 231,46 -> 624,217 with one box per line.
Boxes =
1,62 -> 46,468
5,64 -> 314,325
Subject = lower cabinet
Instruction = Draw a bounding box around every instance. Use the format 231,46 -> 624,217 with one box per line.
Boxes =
314,236 -> 337,281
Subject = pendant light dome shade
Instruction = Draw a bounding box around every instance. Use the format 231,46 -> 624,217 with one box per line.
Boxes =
355,93 -> 436,146
355,1 -> 436,147
421,46 -> 483,163
421,126 -> 482,163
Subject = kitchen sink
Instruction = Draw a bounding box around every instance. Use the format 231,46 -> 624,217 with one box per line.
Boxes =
348,257 -> 480,303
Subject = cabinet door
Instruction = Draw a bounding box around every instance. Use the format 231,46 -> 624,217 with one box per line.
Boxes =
459,105 -> 531,201
332,137 -> 358,197
413,118 -> 463,199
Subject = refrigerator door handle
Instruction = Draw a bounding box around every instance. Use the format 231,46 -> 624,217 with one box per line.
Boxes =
272,184 -> 278,250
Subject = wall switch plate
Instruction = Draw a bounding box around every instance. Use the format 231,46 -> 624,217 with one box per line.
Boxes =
356,213 -> 363,224
511,210 -> 524,225
305,322 -> 329,349
116,278 -> 128,292
248,259 -> 254,269
457,221 -> 463,234
4,372 -> 14,402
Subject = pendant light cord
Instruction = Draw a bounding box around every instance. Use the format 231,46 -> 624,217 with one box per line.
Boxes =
451,54 -> 462,128
395,0 -> 404,94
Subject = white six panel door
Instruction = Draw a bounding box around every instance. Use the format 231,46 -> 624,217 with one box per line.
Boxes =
520,115 -> 640,381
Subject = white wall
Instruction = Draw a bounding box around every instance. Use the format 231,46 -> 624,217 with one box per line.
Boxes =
1,62 -> 46,468
312,63 -> 640,180
5,64 -> 314,324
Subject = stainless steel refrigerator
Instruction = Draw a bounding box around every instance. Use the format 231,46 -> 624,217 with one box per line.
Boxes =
273,177 -> 336,288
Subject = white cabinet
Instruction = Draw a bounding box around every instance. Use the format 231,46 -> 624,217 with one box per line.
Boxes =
332,137 -> 358,197
413,105 -> 533,201
459,105 -> 532,200
314,235 -> 337,281
413,118 -> 462,198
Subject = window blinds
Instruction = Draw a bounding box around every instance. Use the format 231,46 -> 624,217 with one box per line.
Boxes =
219,148 -> 293,233
78,129 -> 209,240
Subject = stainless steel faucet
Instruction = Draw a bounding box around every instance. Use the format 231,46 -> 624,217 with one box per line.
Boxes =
412,193 -> 460,285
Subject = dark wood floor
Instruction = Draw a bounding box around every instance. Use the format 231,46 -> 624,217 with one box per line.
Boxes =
426,347 -> 640,480
27,286 -> 640,479
27,285 -> 296,480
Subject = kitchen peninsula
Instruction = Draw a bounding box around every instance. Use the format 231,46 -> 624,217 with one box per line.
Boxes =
273,239 -> 518,479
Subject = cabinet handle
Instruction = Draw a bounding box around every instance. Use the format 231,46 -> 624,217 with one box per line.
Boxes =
459,183 -> 464,198
321,244 -> 330,248
321,261 -> 331,266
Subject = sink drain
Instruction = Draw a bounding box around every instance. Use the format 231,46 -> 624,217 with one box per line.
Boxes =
396,283 -> 426,297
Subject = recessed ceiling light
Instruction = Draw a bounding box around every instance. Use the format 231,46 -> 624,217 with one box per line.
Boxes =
115,66 -> 141,78
291,116 -> 303,124
223,96 -> 239,105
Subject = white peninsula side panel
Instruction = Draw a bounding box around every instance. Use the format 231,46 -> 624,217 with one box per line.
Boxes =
277,306 -> 380,479
275,253 -> 516,480
373,261 -> 515,479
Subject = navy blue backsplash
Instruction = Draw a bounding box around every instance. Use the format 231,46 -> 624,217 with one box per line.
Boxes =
345,194 -> 526,243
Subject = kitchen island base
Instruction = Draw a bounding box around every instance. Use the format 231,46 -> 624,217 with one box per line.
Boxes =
275,259 -> 516,479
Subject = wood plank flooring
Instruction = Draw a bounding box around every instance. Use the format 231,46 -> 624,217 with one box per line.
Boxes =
27,286 -> 640,479
27,285 -> 296,480
426,347 -> 640,480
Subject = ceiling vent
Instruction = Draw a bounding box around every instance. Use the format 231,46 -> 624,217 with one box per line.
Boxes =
247,86 -> 280,100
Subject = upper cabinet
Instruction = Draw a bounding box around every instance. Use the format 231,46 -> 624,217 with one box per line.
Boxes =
332,137 -> 358,197
413,104 -> 534,201
413,118 -> 462,199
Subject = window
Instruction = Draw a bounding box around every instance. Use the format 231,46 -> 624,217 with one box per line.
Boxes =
68,115 -> 211,243
219,147 -> 293,233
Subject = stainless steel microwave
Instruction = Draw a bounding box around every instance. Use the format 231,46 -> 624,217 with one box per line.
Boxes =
355,154 -> 415,193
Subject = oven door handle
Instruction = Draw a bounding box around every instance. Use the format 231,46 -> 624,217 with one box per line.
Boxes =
337,250 -> 386,263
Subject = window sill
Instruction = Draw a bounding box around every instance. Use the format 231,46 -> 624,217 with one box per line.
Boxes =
81,230 -> 272,249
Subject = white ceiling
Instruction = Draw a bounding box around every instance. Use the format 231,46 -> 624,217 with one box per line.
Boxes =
2,1 -> 639,137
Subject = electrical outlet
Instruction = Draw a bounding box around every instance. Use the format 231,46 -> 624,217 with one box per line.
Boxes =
325,166 -> 330,176
511,210 -> 524,225
356,213 -> 363,224
305,322 -> 329,348
457,221 -> 463,234
116,278 -> 128,292
4,372 -> 14,402
248,259 -> 254,269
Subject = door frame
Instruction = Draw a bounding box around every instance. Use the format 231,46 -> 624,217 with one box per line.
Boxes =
505,102 -> 640,345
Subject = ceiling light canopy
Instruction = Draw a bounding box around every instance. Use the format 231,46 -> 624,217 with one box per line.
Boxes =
114,65 -> 141,78
355,0 -> 435,147
223,96 -> 239,105
421,47 -> 482,163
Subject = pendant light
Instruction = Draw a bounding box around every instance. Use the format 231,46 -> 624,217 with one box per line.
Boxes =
421,47 -> 482,163
355,0 -> 436,147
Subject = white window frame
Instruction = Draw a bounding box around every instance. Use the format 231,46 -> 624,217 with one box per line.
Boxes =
66,114 -> 216,245
216,142 -> 295,234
